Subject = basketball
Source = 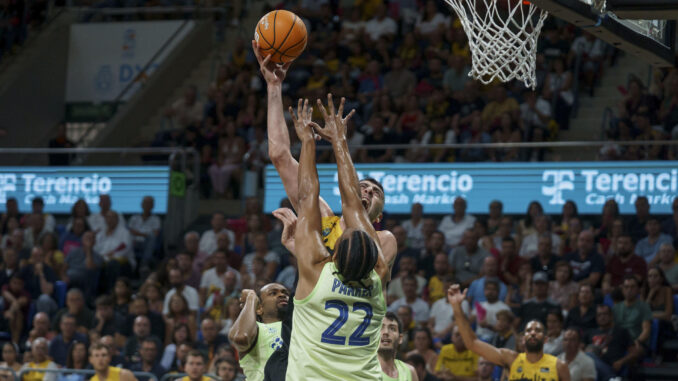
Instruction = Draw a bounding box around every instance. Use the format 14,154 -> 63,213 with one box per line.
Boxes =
254,10 -> 307,64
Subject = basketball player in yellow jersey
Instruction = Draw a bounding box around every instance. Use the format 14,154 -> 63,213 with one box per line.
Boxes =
180,351 -> 211,381
446,285 -> 570,381
252,40 -> 397,260
276,98 -> 389,380
379,312 -> 419,381
89,343 -> 137,381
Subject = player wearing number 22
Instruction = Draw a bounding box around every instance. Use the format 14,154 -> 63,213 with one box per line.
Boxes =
278,97 -> 390,380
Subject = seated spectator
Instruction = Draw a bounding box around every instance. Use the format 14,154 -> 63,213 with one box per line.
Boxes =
443,55 -> 470,94
427,253 -> 452,304
396,305 -> 417,356
661,197 -> 678,240
20,247 -> 58,315
200,251 -> 241,306
364,4 -> 397,42
439,197 -> 476,248
481,85 -> 519,129
183,232 -> 210,274
585,304 -> 638,380
529,234 -> 559,281
434,326 -> 478,380
542,58 -> 573,130
520,90 -> 552,132
21,338 -> 57,381
472,279 -> 511,342
598,218 -> 625,260
602,233 -> 647,292
209,128 -> 246,198
199,212 -> 235,255
569,32 -> 604,95
23,213 -> 50,250
519,216 -> 561,259
489,310 -> 516,350
213,357 -> 238,381
458,115 -> 492,161
388,256 -> 427,304
388,275 -> 430,325
466,256 -> 507,305
100,335 -> 125,367
406,328 -> 438,373
496,236 -> 525,286
613,276 -> 651,356
64,231 -> 103,300
27,312 -> 55,348
405,353 -> 436,381
517,201 -> 544,243
163,268 -> 200,315
53,289 -> 94,335
121,297 -> 166,348
40,232 -> 64,279
139,282 -> 165,315
1,274 -> 29,342
196,317 -> 228,364
30,197 -> 56,233
165,293 -> 198,345
563,231 -> 605,287
124,315 -> 163,365
88,195 -> 125,234
636,217 -> 673,264
59,216 -> 88,257
113,278 -> 132,317
627,196 -> 651,243
160,323 -> 191,370
564,284 -> 598,338
0,342 -> 21,379
164,85 -> 204,129
128,196 -> 162,271
428,275 -> 469,343
0,247 -> 20,286
505,261 -> 533,309
549,261 -> 578,311
558,329 -> 596,381
543,310 -> 564,356
359,116 -> 395,163
449,229 -> 490,287
383,57 -> 416,102
64,199 -> 90,232
645,267 -> 675,340
657,243 -> 678,291
217,298 -> 241,336
391,226 -> 421,275
176,252 -> 201,290
417,229 -> 447,279
515,272 -> 559,330
95,210 -> 135,289
241,232 -> 279,281
91,295 -> 123,338
129,338 -> 166,381
49,313 -> 88,367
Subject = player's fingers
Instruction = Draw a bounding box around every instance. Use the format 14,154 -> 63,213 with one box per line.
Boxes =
327,93 -> 336,116
262,54 -> 271,67
297,98 -> 304,119
317,99 -> 330,121
337,97 -> 345,117
282,61 -> 292,71
343,109 -> 356,124
307,106 -> 314,121
288,106 -> 297,124
302,99 -> 309,118
252,40 -> 262,61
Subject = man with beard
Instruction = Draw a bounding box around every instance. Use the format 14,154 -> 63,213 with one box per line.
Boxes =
228,284 -> 289,381
379,312 -> 419,381
89,342 -> 137,381
447,284 -> 570,381
602,233 -> 646,290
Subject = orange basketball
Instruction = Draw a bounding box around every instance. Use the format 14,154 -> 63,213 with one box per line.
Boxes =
254,10 -> 307,64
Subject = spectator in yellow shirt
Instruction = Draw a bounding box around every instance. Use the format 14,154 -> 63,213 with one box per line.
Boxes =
435,326 -> 479,380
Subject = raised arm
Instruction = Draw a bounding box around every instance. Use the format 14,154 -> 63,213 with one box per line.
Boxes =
447,285 -> 517,368
291,99 -> 328,269
228,289 -> 259,355
253,40 -> 332,216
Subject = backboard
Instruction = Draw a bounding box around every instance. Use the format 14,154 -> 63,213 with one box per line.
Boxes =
531,0 -> 676,67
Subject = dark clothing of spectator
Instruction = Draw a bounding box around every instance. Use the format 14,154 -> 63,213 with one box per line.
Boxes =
129,362 -> 166,381
662,217 -> 677,241
122,312 -> 166,344
48,332 -> 88,366
516,298 -> 559,331
196,334 -> 229,362
606,254 -> 647,287
20,264 -> 57,299
626,215 -> 650,242
563,250 -> 605,286
564,305 -> 598,337
529,255 -> 560,281
123,335 -> 162,365
48,135 -> 75,166
585,326 -> 633,366
91,312 -> 125,337
392,248 -> 423,276
52,307 -> 95,333
363,131 -> 396,161
65,247 -> 104,300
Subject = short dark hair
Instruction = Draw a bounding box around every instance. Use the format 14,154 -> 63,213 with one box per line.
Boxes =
95,295 -> 114,308
61,313 -> 76,324
186,349 -> 206,363
140,337 -> 158,349
360,177 -> 384,195
334,230 -> 379,284
406,353 -> 426,369
384,311 -> 402,334
597,304 -> 612,314
214,356 -> 237,371
32,197 -> 44,205
402,274 -> 418,285
89,342 -> 110,356
484,278 -> 499,290
623,274 -> 640,287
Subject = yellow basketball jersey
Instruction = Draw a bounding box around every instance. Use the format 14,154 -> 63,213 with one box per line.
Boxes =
91,367 -> 121,381
321,216 -> 343,251
509,353 -> 559,381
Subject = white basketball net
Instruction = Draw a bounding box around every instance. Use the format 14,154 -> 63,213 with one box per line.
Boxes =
442,0 -> 548,89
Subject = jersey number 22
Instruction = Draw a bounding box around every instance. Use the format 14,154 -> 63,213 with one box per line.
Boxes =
321,299 -> 373,346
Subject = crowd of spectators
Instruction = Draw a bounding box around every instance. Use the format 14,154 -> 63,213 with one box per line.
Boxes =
0,0 -> 48,63
600,68 -> 678,161
1,189 -> 678,380
153,0 -> 616,199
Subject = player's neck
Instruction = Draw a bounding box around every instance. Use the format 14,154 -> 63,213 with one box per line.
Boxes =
378,354 -> 397,376
96,367 -> 109,379
525,351 -> 544,363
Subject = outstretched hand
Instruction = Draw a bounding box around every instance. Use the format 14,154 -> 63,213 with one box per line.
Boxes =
252,40 -> 291,86
447,284 -> 468,307
273,207 -> 297,254
313,94 -> 356,143
289,99 -> 315,142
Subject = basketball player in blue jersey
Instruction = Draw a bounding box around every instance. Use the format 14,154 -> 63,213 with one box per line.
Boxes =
278,98 -> 389,380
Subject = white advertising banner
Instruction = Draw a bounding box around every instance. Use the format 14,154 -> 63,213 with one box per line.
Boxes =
65,20 -> 194,103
